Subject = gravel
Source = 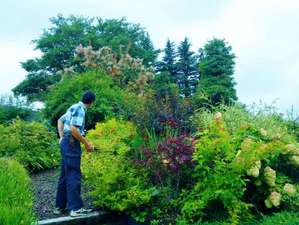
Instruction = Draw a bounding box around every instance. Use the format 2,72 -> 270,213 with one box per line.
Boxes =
31,168 -> 95,220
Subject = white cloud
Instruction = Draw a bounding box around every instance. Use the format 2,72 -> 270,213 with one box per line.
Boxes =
0,42 -> 41,94
208,0 -> 299,114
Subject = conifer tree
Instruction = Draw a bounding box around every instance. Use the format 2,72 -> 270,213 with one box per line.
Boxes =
197,38 -> 237,105
177,38 -> 199,97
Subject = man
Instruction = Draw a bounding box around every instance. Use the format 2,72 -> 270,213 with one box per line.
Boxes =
54,91 -> 95,217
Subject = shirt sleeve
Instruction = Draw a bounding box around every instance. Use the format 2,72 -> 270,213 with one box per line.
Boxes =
59,113 -> 67,122
70,107 -> 85,127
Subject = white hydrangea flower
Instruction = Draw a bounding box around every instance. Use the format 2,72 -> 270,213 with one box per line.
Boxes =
264,166 -> 276,187
241,138 -> 253,150
247,167 -> 259,177
269,191 -> 281,207
260,128 -> 267,137
247,160 -> 261,177
264,198 -> 272,208
286,143 -> 296,153
284,143 -> 299,155
289,155 -> 299,167
284,183 -> 296,196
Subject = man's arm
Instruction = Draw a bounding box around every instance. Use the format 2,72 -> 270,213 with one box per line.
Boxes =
57,119 -> 64,140
70,125 -> 93,152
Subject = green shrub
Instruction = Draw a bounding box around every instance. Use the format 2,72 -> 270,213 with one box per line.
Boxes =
0,119 -> 59,171
192,104 -> 295,143
252,211 -> 299,225
44,70 -> 143,129
82,118 -> 156,217
0,158 -> 36,225
180,106 -> 299,224
178,211 -> 299,225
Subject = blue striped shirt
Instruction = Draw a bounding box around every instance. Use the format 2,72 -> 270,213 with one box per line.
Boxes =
59,101 -> 87,136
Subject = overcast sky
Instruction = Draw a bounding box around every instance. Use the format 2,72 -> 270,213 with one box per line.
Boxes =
0,0 -> 298,116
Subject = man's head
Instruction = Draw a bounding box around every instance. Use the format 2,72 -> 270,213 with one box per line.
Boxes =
81,91 -> 96,108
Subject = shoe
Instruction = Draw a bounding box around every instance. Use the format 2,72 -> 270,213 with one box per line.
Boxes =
69,208 -> 92,217
53,207 -> 65,215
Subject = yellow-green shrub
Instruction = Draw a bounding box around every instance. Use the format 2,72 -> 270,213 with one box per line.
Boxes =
82,118 -> 155,213
0,119 -> 59,171
0,158 -> 36,225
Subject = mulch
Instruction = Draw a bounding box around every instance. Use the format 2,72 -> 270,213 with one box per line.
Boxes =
30,168 -> 94,220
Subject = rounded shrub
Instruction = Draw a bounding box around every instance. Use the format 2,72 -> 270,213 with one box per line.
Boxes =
44,70 -> 143,130
0,119 -> 59,171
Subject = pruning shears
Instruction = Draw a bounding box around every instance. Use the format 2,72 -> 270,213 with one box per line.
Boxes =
93,147 -> 117,155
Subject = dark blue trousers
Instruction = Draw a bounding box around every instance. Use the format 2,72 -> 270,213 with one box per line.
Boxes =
55,136 -> 83,211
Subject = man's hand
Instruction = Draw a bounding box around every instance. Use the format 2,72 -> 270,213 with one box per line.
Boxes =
70,125 -> 94,152
84,140 -> 94,152
59,137 -> 63,144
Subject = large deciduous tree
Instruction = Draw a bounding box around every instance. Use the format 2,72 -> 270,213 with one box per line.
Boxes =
13,15 -> 157,101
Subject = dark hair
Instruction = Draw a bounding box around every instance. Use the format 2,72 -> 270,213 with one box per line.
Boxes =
81,91 -> 96,104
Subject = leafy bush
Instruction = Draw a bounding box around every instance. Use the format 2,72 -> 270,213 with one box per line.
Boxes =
250,211 -> 299,225
137,133 -> 195,224
0,119 -> 59,171
186,211 -> 299,225
140,134 -> 195,190
133,76 -> 192,134
81,118 -> 156,216
44,70 -> 143,129
179,106 -> 299,224
0,158 -> 36,225
192,104 -> 294,141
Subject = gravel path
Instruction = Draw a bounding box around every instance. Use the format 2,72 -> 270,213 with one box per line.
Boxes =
31,168 -> 95,220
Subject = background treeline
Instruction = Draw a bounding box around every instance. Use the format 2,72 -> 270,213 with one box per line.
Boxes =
13,15 -> 236,107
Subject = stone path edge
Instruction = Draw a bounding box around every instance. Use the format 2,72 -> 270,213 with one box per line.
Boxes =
35,211 -> 109,225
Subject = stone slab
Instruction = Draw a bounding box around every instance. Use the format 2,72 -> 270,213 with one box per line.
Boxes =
37,211 -> 108,225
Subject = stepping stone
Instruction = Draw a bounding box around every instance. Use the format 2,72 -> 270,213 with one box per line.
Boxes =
37,211 -> 108,225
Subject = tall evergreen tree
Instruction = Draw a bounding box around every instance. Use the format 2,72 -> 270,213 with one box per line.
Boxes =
197,38 -> 237,105
156,39 -> 178,81
177,38 -> 199,97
